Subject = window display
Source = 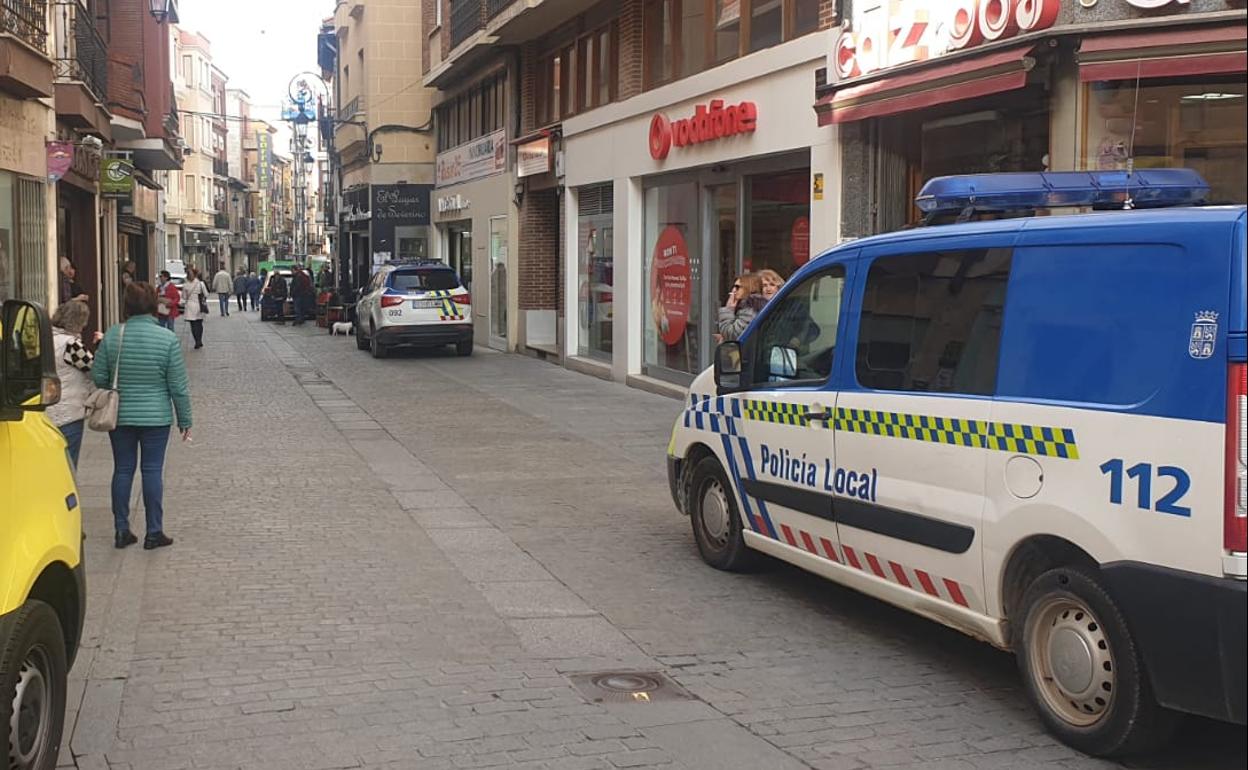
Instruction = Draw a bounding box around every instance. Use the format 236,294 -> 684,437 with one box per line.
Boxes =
644,181 -> 701,379
1084,76 -> 1246,203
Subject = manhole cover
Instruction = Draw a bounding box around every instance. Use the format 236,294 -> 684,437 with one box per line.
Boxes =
568,671 -> 692,704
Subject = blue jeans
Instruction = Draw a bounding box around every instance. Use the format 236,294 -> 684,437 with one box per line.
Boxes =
109,425 -> 171,538
218,293 -> 230,315
249,292 -> 261,311
157,315 -> 175,331
59,419 -> 85,468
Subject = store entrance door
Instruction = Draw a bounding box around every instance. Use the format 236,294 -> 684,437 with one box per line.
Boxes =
446,221 -> 473,297
488,216 -> 507,350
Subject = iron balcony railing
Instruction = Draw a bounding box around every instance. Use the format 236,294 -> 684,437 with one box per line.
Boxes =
341,94 -> 363,119
52,1 -> 107,101
213,157 -> 229,177
449,0 -> 482,50
485,0 -> 513,20
1,0 -> 48,52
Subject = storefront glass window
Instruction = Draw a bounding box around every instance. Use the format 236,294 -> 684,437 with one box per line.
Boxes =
743,170 -> 811,281
577,184 -> 614,359
395,225 -> 429,260
1083,76 -> 1246,203
644,181 -> 702,380
447,222 -> 473,297
489,216 -> 508,343
0,173 -> 14,304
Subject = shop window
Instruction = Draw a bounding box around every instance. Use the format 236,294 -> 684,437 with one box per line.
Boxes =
750,267 -> 845,386
1083,76 -> 1246,204
578,184 -> 614,359
0,175 -> 48,304
856,249 -> 1012,396
644,181 -> 702,380
744,170 -> 811,280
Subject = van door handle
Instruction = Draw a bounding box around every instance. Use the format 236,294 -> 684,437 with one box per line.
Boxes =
802,409 -> 832,422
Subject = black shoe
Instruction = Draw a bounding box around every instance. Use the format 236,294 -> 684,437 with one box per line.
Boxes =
143,533 -> 174,550
115,531 -> 138,549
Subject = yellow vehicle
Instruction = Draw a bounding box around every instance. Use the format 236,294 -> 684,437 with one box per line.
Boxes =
1,299 -> 84,770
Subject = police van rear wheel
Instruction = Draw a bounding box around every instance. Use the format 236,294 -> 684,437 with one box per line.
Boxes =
689,457 -> 758,572
355,323 -> 369,350
369,325 -> 388,359
1017,566 -> 1176,757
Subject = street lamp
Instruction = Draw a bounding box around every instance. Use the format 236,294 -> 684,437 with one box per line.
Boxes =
148,1 -> 172,22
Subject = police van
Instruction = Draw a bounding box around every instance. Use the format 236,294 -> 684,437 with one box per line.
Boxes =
665,170 -> 1246,757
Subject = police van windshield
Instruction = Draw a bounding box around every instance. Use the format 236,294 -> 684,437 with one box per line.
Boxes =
390,270 -> 459,293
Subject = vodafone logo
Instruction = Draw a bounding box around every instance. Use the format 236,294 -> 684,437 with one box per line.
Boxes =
648,99 -> 759,161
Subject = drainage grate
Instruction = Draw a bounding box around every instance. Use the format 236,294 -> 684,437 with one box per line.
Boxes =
568,671 -> 692,704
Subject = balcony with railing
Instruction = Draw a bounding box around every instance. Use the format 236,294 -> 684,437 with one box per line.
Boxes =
449,0 -> 483,50
213,156 -> 229,177
1,0 -> 53,99
340,93 -> 364,120
52,1 -> 106,100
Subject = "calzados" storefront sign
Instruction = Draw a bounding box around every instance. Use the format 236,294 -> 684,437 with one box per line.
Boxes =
833,0 -> 1060,81
649,99 -> 758,161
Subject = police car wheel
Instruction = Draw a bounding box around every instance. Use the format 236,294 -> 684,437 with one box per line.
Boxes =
1,600 -> 68,770
369,326 -> 388,359
354,324 -> 369,350
1017,566 -> 1175,757
689,457 -> 758,572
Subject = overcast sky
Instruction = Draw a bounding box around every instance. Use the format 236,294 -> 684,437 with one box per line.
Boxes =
179,0 -> 328,150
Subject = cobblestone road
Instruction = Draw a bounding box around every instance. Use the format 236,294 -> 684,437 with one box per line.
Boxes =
62,312 -> 1244,770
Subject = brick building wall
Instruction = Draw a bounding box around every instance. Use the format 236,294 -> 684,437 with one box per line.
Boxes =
618,0 -> 644,101
517,188 -> 559,312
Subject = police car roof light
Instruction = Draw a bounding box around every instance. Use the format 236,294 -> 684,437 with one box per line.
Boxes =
914,169 -> 1210,216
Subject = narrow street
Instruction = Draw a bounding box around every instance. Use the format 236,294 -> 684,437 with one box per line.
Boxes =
61,314 -> 1245,770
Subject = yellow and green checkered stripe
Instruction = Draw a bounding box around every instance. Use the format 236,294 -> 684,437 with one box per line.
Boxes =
833,408 -> 1079,459
741,399 -> 816,427
425,289 -> 463,320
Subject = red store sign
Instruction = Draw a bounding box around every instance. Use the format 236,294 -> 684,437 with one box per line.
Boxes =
833,0 -> 1060,81
649,99 -> 758,161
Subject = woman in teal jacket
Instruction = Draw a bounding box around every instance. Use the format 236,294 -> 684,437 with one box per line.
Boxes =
93,282 -> 193,550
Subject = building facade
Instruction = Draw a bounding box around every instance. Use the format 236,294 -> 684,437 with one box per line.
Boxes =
329,0 -> 436,297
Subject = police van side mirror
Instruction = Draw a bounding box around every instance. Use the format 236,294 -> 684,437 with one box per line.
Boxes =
0,300 -> 60,421
714,341 -> 746,393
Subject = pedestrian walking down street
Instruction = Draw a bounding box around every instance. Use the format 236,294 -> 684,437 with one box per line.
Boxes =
183,268 -> 209,349
246,271 -> 262,311
267,271 -> 289,324
93,282 -> 192,551
233,270 -> 249,312
212,263 -> 233,316
156,270 -> 181,331
49,300 -> 99,468
291,267 -> 314,326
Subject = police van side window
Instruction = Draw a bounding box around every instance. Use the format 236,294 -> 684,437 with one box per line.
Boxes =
856,249 -> 1012,396
749,267 -> 846,386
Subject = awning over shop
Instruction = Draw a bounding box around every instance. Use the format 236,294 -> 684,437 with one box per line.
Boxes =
1078,23 -> 1247,82
815,45 -> 1037,126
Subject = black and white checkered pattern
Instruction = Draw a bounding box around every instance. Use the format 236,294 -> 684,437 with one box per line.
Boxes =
64,339 -> 94,372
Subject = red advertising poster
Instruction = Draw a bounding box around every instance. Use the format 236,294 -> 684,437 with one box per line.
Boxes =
650,225 -> 691,347
47,141 -> 74,182
790,216 -> 811,267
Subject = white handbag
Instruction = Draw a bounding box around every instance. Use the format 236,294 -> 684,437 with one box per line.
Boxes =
85,324 -> 124,432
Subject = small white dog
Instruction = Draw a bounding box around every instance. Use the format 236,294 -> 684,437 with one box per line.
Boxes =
330,321 -> 354,336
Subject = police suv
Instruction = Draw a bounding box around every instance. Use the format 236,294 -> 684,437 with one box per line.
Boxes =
354,260 -> 473,358
666,170 -> 1246,756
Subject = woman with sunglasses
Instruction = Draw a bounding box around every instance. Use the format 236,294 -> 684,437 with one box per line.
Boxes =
717,272 -> 766,341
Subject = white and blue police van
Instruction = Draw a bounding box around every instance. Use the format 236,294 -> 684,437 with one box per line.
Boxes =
665,170 -> 1246,757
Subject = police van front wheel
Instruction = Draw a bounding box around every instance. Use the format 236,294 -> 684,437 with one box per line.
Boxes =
689,457 -> 759,572
1,600 -> 68,770
1016,566 -> 1176,757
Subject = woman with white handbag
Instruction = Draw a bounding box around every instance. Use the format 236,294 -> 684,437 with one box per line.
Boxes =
91,282 -> 193,550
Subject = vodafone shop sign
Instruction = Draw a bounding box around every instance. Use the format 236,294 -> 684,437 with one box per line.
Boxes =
649,99 -> 758,161
833,0 -> 1060,81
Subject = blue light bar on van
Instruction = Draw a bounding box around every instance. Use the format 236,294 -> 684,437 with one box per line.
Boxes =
914,169 -> 1210,215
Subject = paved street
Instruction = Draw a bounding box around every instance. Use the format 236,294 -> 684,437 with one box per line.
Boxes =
61,313 -> 1245,770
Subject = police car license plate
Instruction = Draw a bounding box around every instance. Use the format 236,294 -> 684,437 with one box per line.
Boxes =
412,299 -> 441,309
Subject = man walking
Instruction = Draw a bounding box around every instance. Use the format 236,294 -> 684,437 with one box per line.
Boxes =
233,269 -> 249,312
246,271 -> 262,311
212,263 -> 233,316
